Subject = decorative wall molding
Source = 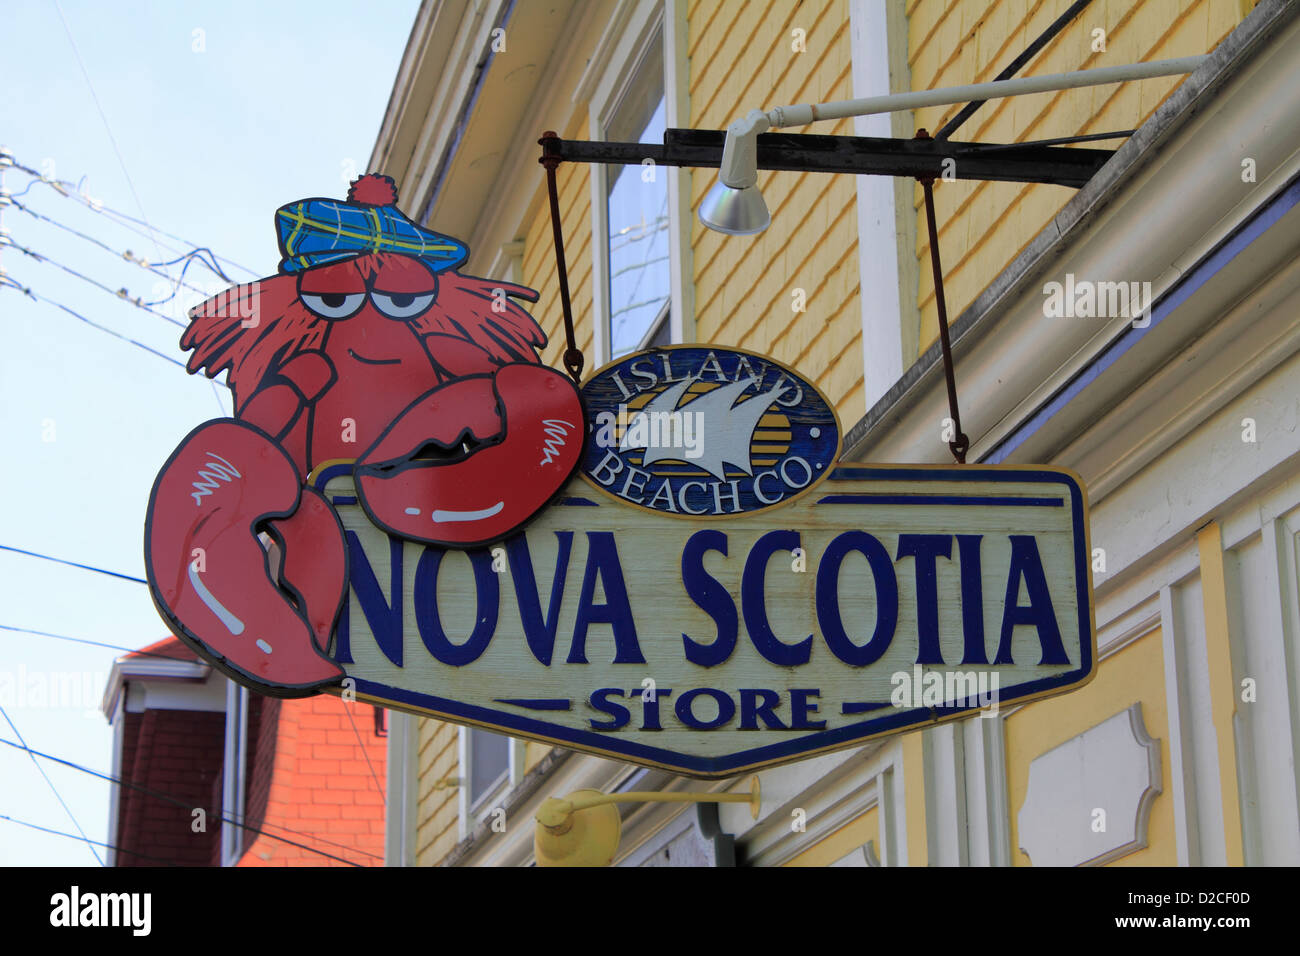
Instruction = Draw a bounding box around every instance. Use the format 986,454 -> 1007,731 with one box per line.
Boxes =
1018,703 -> 1162,866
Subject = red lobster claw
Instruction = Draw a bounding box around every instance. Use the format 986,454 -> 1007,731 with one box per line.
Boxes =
355,363 -> 585,547
145,420 -> 346,696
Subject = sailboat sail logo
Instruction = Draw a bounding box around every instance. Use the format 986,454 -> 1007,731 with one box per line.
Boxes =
581,346 -> 843,517
619,375 -> 785,479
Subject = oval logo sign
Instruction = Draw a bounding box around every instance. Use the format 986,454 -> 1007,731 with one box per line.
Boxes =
580,346 -> 842,517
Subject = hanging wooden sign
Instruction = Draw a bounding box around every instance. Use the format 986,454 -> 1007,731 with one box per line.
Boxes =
320,462 -> 1094,778
145,176 -> 1095,778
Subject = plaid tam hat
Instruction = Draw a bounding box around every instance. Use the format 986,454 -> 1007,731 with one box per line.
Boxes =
274,174 -> 469,275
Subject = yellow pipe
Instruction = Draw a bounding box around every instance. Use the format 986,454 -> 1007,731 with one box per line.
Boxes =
533,778 -> 761,865
537,777 -> 761,831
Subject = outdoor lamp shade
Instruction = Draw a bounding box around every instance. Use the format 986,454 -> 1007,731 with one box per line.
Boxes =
534,790 -> 622,866
698,179 -> 770,235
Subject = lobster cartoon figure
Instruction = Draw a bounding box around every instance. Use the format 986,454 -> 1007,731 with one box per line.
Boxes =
145,174 -> 584,696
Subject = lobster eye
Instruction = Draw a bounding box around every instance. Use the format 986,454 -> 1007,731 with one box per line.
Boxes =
301,292 -> 366,319
371,290 -> 435,319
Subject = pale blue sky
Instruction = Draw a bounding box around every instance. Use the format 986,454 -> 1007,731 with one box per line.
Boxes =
0,0 -> 419,865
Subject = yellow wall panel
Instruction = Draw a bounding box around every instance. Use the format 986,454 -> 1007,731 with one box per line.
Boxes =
785,805 -> 880,866
1004,629 -> 1176,866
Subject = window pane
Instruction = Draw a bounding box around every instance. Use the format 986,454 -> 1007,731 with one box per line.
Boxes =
607,36 -> 669,358
468,728 -> 509,805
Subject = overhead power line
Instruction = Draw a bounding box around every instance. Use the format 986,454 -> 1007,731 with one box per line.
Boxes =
0,736 -> 378,866
7,238 -> 186,328
0,624 -> 192,664
0,813 -> 178,866
0,632 -> 383,863
342,705 -> 387,809
2,272 -> 195,373
10,196 -> 216,298
0,705 -> 103,865
52,0 -> 163,267
0,544 -> 147,585
9,161 -> 255,279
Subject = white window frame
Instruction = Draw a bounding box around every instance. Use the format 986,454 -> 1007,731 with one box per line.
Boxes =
456,726 -> 526,840
848,0 -> 917,411
220,681 -> 249,866
586,0 -> 693,366
384,711 -> 419,866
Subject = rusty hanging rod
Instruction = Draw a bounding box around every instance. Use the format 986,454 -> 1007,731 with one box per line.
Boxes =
915,130 -> 970,465
538,131 -> 584,385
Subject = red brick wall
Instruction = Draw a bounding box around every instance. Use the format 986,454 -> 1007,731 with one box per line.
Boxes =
115,708 -> 224,866
243,695 -> 278,837
236,694 -> 387,867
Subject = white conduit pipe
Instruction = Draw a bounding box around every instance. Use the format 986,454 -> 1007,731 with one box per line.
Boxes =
718,55 -> 1209,187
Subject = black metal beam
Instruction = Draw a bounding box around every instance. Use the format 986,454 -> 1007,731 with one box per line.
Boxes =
546,129 -> 1113,189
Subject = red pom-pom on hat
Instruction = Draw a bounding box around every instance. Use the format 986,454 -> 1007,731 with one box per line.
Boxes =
347,174 -> 399,207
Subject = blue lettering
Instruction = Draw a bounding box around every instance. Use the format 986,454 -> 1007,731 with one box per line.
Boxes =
896,534 -> 952,665
414,548 -> 498,666
995,535 -> 1068,665
681,530 -> 738,667
588,688 -> 631,731
634,687 -> 672,730
742,530 -> 812,666
739,688 -> 787,730
567,532 -> 645,664
956,534 -> 988,664
505,531 -> 573,666
338,530 -> 402,666
816,531 -> 897,666
790,688 -> 826,730
674,687 -> 735,730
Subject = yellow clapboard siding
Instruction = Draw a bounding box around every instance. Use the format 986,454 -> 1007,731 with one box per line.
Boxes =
689,0 -> 862,413
907,0 -> 1251,358
414,715 -> 460,866
699,164 -> 856,348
